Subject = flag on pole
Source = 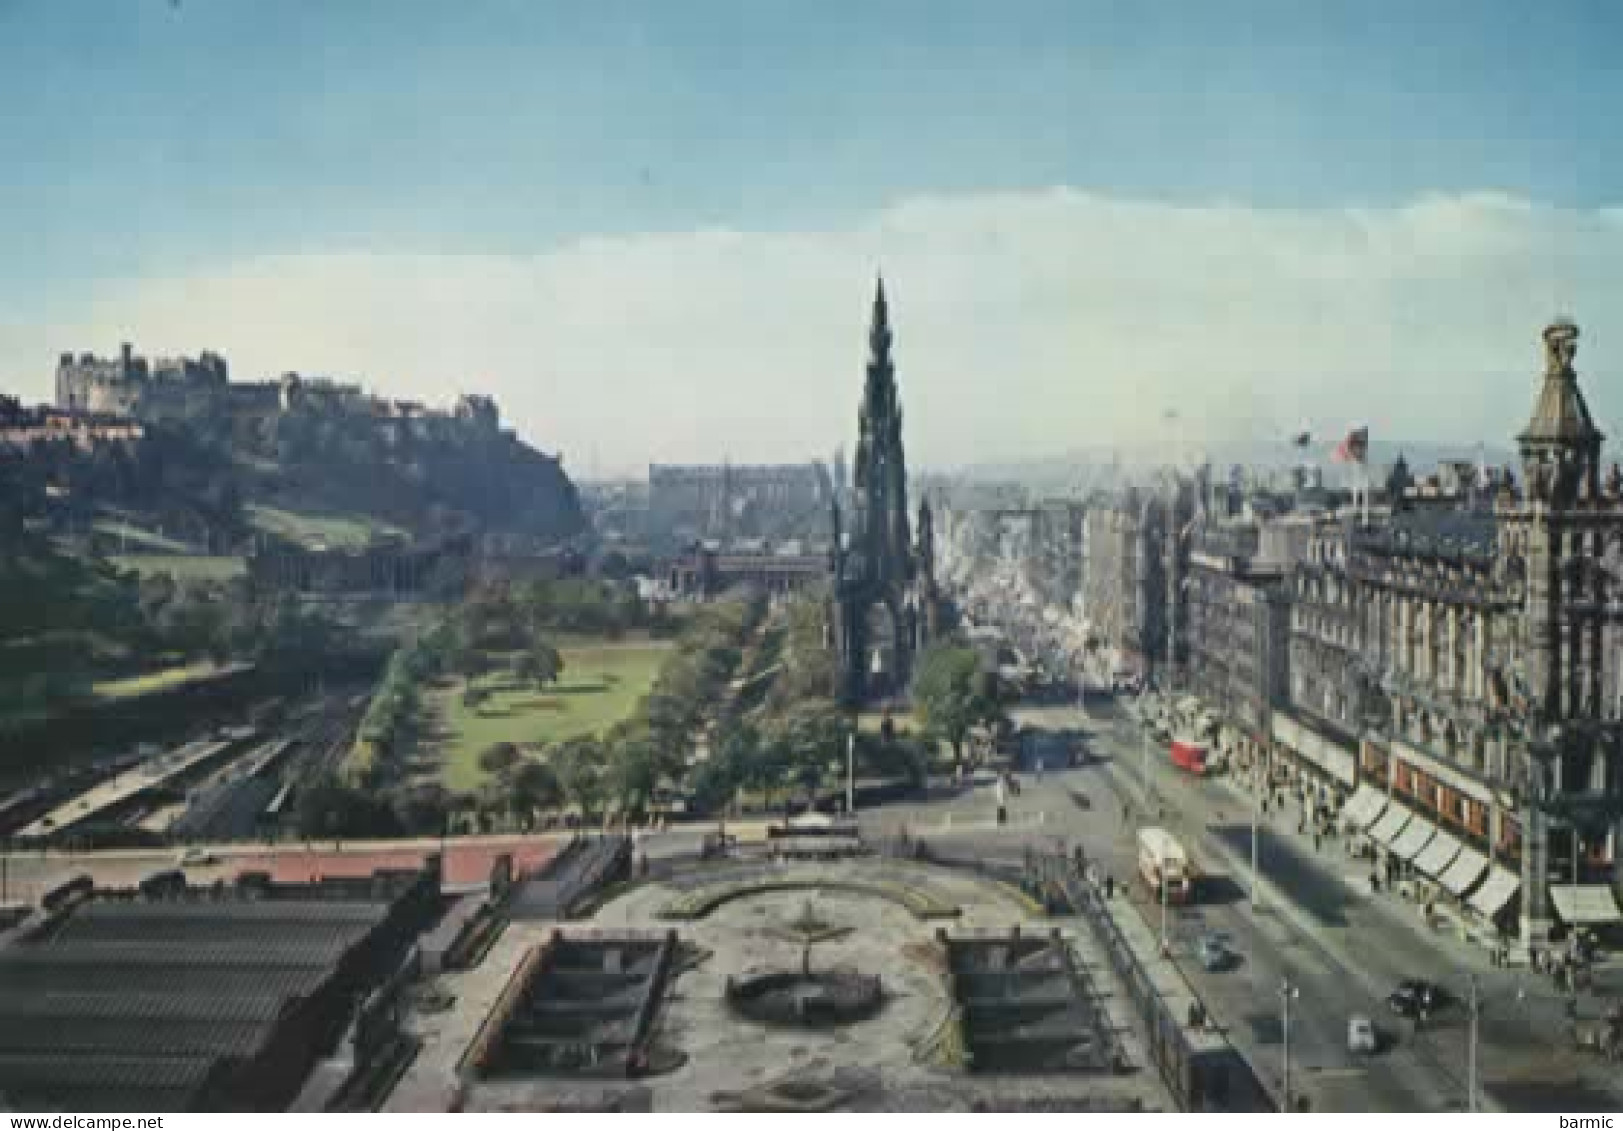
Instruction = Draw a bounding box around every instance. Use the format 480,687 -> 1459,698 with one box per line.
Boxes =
1332,426 -> 1370,465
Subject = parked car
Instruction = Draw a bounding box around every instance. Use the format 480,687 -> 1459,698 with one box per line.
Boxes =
1195,933 -> 1231,971
1348,1015 -> 1379,1054
1388,979 -> 1445,1017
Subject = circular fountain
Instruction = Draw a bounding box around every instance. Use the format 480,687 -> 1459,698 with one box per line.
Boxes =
724,900 -> 884,1028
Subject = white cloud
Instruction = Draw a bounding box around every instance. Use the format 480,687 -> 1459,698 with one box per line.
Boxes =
5,188 -> 1623,477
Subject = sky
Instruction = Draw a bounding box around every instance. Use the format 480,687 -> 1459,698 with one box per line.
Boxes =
3,1 -> 1623,477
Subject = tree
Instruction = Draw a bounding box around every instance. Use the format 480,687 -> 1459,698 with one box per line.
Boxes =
515,640 -> 564,689
395,783 -> 452,836
477,742 -> 523,780
912,643 -> 1004,766
511,759 -> 563,821
606,738 -> 659,822
768,699 -> 850,804
297,774 -> 402,840
552,736 -> 607,823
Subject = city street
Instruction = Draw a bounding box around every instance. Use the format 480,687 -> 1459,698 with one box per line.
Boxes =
1051,699 -> 1617,1111
859,698 -> 1615,1111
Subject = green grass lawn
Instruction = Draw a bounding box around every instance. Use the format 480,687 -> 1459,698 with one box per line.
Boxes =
110,554 -> 247,582
92,660 -> 233,701
430,641 -> 671,792
93,519 -> 197,554
246,503 -> 405,550
857,710 -> 923,734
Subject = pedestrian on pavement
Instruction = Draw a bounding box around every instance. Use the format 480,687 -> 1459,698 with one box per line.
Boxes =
1313,832 -> 1322,852
1105,874 -> 1115,899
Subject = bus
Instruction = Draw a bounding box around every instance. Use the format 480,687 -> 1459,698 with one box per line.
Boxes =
1138,827 -> 1195,904
1170,738 -> 1210,775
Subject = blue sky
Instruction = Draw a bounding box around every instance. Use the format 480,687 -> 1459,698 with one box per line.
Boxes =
3,0 -> 1623,472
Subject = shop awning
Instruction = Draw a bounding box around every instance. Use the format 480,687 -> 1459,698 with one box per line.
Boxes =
1468,866 -> 1521,918
1390,816 -> 1438,862
1341,784 -> 1389,831
1368,804 -> 1414,848
1438,847 -> 1490,897
1414,831 -> 1464,878
1551,885 -> 1623,925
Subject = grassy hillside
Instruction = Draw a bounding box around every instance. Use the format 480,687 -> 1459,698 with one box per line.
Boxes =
245,504 -> 406,550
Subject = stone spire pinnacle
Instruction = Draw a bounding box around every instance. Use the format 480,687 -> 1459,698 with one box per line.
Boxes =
1519,318 -> 1604,504
868,274 -> 892,368
1520,318 -> 1601,446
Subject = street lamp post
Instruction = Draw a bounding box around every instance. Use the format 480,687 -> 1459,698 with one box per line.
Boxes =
1160,858 -> 1170,953
1467,976 -> 1478,1114
1466,976 -> 1525,1113
846,730 -> 856,817
1251,790 -> 1262,910
1141,709 -> 1151,805
1280,978 -> 1299,1110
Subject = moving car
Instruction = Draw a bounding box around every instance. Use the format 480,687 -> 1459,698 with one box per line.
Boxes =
1348,1015 -> 1379,1054
177,848 -> 217,867
1387,978 -> 1444,1017
1195,933 -> 1231,971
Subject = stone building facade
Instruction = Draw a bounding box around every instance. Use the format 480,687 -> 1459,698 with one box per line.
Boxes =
54,343 -> 507,444
1185,521 -> 1290,771
56,343 -> 230,419
647,461 -> 831,546
1081,475 -> 1198,686
1278,321 -> 1623,953
1081,489 -> 1142,674
666,546 -> 831,598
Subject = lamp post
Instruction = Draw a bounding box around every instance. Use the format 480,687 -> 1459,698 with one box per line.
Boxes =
846,730 -> 856,817
1251,787 -> 1262,910
1160,855 -> 1171,953
1280,978 -> 1300,1110
1466,975 -> 1525,1113
1138,688 -> 1154,807
1467,976 -> 1479,1114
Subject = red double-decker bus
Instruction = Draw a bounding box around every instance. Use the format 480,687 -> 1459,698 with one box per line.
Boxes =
1170,738 -> 1209,775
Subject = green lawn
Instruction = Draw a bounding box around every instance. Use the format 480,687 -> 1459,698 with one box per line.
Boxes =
110,554 -> 246,582
857,710 -> 923,734
92,660 -> 234,701
246,503 -> 405,550
431,641 -> 672,792
93,519 -> 197,554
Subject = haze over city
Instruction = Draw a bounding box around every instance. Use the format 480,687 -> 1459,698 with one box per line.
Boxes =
4,0 -> 1623,474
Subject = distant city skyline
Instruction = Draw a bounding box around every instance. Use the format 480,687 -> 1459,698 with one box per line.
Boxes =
4,1 -> 1623,476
